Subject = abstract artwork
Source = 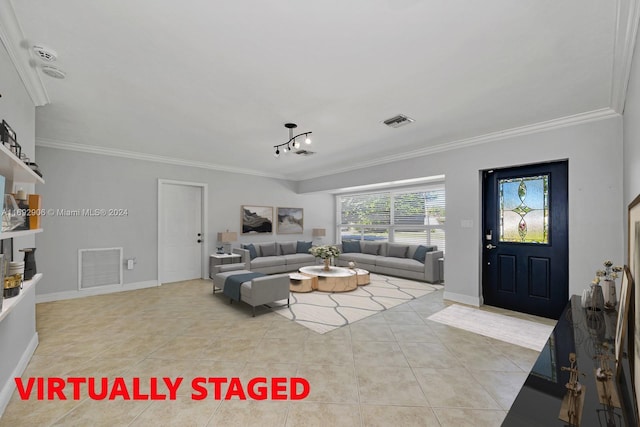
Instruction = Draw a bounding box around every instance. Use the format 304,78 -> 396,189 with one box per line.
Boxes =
277,207 -> 303,234
241,205 -> 273,234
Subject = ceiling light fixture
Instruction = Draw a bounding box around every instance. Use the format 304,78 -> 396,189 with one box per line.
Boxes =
273,123 -> 312,158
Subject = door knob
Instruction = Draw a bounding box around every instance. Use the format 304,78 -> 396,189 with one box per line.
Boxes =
486,244 -> 497,249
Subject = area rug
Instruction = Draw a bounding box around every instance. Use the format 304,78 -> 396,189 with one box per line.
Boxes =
273,274 -> 442,334
427,304 -> 554,351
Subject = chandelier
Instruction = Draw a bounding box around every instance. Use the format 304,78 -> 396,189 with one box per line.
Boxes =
273,123 -> 312,158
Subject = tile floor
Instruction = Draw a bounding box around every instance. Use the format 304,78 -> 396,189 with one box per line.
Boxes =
0,278 -> 554,426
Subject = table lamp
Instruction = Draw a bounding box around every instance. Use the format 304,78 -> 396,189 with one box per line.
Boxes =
312,228 -> 326,245
218,231 -> 237,254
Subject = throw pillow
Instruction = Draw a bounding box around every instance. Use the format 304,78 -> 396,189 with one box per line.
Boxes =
388,245 -> 408,258
279,242 -> 296,255
362,243 -> 380,255
296,241 -> 312,254
342,240 -> 361,253
413,245 -> 428,263
243,243 -> 258,260
260,243 -> 277,257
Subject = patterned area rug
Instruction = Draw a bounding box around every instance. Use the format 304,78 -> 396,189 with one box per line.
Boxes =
273,273 -> 443,334
427,304 -> 554,351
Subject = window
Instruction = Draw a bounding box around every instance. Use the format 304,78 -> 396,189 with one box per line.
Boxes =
337,185 -> 446,253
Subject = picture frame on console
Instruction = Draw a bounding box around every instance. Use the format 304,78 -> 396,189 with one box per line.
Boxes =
628,194 -> 640,418
241,205 -> 273,234
276,207 -> 303,234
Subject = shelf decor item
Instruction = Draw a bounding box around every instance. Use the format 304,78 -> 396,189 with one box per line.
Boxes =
309,245 -> 341,271
595,260 -> 623,310
2,194 -> 24,232
1,120 -> 16,151
19,248 -> 36,281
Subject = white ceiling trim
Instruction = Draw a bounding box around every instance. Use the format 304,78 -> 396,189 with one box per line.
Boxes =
293,108 -> 621,181
35,137 -> 289,180
611,0 -> 640,112
0,0 -> 49,106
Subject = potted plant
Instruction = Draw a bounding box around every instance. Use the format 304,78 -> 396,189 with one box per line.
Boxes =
309,245 -> 341,271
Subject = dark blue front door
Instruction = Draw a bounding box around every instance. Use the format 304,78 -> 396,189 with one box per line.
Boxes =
482,161 -> 568,319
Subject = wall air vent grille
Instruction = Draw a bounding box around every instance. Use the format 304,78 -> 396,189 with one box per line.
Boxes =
383,114 -> 415,128
78,247 -> 123,290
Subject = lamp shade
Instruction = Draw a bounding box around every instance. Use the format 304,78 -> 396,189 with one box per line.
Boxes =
312,228 -> 326,237
218,231 -> 238,243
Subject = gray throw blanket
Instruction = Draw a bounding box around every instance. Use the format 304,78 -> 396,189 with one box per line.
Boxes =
223,272 -> 266,301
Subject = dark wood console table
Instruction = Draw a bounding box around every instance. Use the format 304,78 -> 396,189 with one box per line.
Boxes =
503,295 -> 638,426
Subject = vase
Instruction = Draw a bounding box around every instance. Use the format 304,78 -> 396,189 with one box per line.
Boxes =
20,248 -> 36,280
323,258 -> 331,271
601,279 -> 617,310
588,283 -> 604,311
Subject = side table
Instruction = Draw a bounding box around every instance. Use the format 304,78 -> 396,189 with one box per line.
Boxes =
209,253 -> 242,278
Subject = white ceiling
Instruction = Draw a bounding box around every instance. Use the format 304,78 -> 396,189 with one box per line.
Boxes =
4,0 -> 631,180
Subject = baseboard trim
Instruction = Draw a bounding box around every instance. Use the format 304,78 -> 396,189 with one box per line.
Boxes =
443,291 -> 481,307
0,332 -> 38,417
36,280 -> 160,303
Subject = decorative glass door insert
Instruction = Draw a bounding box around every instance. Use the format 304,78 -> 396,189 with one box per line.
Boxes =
499,175 -> 549,244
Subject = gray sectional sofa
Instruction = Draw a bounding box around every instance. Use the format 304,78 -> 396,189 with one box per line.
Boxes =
232,241 -> 317,274
335,241 -> 443,283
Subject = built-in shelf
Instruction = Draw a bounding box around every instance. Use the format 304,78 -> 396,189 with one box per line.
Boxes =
0,228 -> 42,241
0,143 -> 44,185
0,273 -> 42,323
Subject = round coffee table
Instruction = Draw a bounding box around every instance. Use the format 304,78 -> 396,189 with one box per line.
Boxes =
298,266 -> 358,292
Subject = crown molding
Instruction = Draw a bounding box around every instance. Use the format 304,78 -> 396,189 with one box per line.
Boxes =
0,0 -> 49,106
611,0 -> 640,113
294,108 -> 621,181
35,137 -> 289,180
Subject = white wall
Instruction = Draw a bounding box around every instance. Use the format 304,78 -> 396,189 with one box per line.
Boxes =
34,146 -> 334,298
298,116 -> 624,306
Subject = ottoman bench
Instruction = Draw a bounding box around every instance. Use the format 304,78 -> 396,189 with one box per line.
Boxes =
212,269 -> 290,316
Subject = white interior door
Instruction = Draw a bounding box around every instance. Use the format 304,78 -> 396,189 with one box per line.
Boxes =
160,182 -> 203,283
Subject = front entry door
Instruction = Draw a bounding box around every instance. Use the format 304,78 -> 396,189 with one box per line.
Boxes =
160,182 -> 203,283
482,161 -> 568,319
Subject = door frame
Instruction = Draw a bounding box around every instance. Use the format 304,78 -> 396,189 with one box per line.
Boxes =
157,179 -> 208,284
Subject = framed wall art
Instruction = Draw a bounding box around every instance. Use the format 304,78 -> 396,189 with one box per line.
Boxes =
628,194 -> 640,419
276,207 -> 303,234
241,205 -> 273,234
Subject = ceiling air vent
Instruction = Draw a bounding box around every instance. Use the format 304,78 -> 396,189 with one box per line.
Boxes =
295,150 -> 316,156
383,114 -> 415,128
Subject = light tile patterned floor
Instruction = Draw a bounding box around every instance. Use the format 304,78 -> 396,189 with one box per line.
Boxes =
0,278 -> 547,426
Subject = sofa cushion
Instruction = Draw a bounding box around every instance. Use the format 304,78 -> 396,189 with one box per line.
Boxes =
284,253 -> 315,265
338,252 -> 378,264
413,245 -> 428,263
296,241 -> 312,254
243,244 -> 258,260
259,243 -> 277,257
362,242 -> 381,255
376,257 -> 425,273
250,256 -> 285,269
342,240 -> 361,253
387,244 -> 408,258
279,242 -> 296,255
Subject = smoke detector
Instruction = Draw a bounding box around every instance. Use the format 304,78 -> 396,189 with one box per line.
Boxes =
383,114 -> 415,128
33,45 -> 58,62
41,66 -> 66,79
